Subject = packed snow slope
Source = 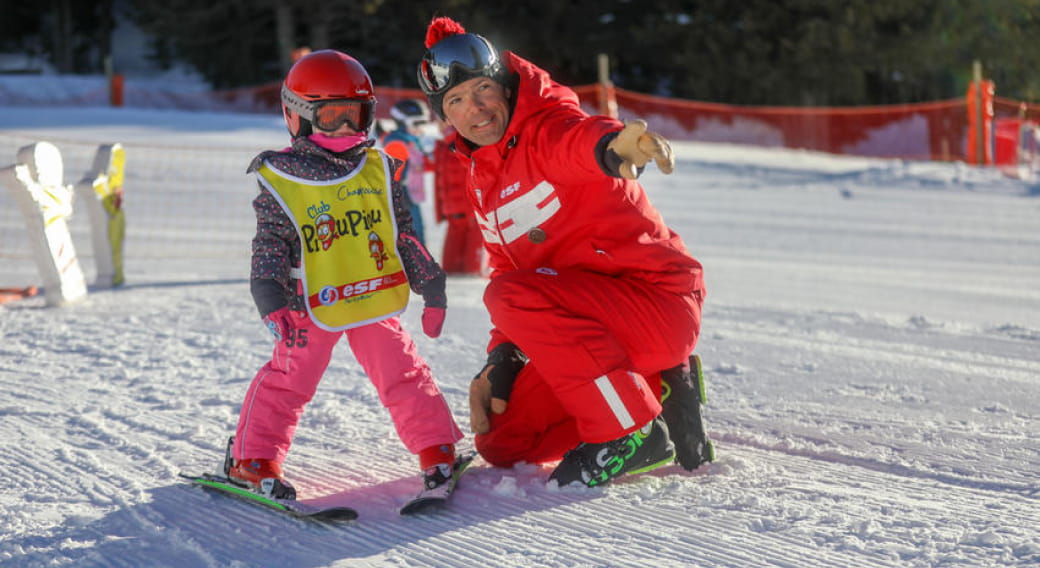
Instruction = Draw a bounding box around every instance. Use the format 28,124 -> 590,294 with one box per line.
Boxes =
1,105 -> 1038,568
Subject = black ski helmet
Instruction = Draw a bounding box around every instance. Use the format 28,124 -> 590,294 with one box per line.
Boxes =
418,18 -> 507,119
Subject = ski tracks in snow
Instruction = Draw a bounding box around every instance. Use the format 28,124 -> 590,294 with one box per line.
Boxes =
696,304 -> 1040,567
3,286 -> 1039,567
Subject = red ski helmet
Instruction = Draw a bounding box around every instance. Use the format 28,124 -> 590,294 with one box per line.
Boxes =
281,50 -> 377,137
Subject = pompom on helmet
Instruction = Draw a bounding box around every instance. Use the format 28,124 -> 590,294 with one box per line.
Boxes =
417,17 -> 507,119
280,50 -> 376,137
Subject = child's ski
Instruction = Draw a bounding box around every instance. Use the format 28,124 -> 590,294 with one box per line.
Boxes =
400,451 -> 477,515
179,472 -> 358,522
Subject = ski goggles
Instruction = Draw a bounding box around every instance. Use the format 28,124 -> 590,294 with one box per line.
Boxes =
282,85 -> 376,132
418,33 -> 502,95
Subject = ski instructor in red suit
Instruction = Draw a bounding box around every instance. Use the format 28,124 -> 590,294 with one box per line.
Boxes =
417,17 -> 714,487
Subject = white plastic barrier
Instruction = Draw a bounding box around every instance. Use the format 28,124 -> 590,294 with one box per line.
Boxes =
0,142 -> 87,306
75,143 -> 126,287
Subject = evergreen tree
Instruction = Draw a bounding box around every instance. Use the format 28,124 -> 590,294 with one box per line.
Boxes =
5,0 -> 1038,104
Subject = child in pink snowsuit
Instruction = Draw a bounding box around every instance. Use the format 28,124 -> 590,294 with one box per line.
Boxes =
228,49 -> 462,500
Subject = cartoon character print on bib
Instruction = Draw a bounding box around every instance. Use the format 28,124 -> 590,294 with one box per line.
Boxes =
258,149 -> 409,331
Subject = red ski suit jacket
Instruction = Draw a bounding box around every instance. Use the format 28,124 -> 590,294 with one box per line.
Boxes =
449,53 -> 705,348
450,53 -> 705,461
433,130 -> 471,222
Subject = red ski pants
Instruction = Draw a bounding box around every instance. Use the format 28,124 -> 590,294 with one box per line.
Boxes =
441,214 -> 485,275
476,268 -> 702,467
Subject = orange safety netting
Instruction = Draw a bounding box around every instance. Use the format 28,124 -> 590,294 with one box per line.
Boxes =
994,96 -> 1040,121
101,78 -> 1040,163
374,84 -> 1039,163
575,85 -> 1006,163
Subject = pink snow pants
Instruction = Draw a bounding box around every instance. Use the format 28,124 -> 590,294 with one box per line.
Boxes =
476,268 -> 702,467
234,312 -> 462,463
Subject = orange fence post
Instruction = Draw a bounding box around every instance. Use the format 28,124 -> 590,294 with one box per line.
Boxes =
966,61 -> 994,165
598,83 -> 618,119
110,74 -> 124,107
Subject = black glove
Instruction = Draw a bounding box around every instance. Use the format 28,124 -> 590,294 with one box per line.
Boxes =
469,343 -> 527,434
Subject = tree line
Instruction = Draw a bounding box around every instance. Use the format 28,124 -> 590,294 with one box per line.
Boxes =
4,0 -> 1038,106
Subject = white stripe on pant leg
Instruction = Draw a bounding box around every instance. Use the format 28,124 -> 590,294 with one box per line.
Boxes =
595,374 -> 636,430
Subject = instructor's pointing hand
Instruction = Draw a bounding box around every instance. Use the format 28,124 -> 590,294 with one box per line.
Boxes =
607,119 -> 675,180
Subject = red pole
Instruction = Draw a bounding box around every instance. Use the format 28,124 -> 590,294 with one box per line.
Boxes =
110,74 -> 124,107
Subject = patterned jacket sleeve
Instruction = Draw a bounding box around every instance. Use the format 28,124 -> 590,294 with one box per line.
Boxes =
249,183 -> 298,317
390,155 -> 445,296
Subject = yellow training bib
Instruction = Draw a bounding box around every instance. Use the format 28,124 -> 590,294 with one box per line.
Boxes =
257,149 -> 409,331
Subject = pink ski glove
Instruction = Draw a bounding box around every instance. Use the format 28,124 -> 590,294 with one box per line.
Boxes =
263,307 -> 293,342
422,307 -> 446,338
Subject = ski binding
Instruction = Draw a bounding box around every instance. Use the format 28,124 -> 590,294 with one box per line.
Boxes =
400,451 -> 477,515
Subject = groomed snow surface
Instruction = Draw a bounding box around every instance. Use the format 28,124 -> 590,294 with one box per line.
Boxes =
1,104 -> 1038,568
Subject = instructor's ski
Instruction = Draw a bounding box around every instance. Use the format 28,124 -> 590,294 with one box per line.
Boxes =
399,451 -> 477,515
179,472 -> 358,522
